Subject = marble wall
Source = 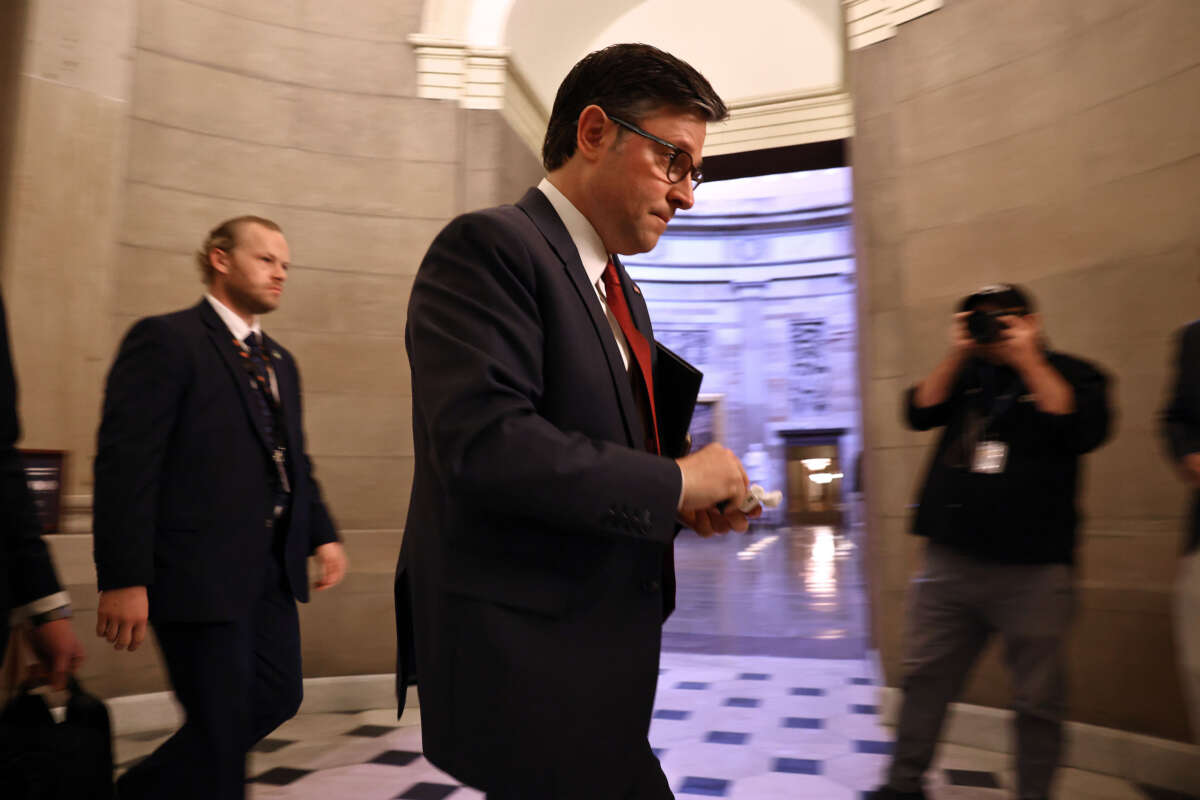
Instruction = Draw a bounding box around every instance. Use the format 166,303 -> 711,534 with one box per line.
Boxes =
1,0 -> 542,697
853,0 -> 1200,740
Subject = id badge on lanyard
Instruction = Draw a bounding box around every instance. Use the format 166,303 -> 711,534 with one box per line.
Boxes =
972,440 -> 1008,474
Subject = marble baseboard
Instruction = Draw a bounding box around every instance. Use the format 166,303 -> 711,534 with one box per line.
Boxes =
877,686 -> 1200,795
108,674 -> 414,736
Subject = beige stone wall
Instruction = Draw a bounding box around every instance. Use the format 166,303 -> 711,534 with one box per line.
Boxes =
0,2 -> 29,259
1,0 -> 134,493
1,0 -> 542,696
853,0 -> 1200,740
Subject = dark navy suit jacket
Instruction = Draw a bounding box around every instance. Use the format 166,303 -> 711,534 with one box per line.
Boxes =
93,300 -> 337,621
396,188 -> 683,795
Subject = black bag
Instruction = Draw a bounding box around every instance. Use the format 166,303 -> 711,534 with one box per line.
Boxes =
0,677 -> 115,799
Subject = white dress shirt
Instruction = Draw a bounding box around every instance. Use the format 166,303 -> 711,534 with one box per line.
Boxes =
206,292 -> 262,344
206,293 -> 279,401
536,179 -> 685,509
537,178 -> 631,371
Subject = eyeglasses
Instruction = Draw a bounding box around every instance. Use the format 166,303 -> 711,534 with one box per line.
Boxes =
607,115 -> 703,190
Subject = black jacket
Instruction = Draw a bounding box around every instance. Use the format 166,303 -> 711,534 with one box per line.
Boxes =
93,301 -> 338,621
396,188 -> 682,796
1161,320 -> 1200,554
0,294 -> 61,632
906,351 -> 1110,564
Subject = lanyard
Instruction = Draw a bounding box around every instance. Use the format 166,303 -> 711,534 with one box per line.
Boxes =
946,367 -> 1022,470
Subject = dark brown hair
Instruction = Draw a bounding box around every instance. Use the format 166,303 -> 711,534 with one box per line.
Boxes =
541,43 -> 728,172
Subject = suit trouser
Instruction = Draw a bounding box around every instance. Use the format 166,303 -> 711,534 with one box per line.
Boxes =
1177,551 -> 1200,743
886,543 -> 1074,799
116,553 -> 302,800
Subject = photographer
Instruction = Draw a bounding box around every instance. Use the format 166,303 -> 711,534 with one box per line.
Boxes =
869,284 -> 1111,800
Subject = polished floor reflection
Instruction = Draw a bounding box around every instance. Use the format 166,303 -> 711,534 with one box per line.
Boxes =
664,522 -> 869,658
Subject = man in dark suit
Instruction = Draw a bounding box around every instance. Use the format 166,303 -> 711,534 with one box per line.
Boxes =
397,44 -> 757,799
93,216 -> 347,800
0,292 -> 84,688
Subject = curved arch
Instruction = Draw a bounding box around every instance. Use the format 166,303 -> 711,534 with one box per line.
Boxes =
410,0 -> 941,155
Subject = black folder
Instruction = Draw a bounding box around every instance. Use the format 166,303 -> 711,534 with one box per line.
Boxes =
653,341 -> 703,458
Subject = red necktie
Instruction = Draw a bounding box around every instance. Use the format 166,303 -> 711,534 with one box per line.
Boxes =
601,259 -> 660,455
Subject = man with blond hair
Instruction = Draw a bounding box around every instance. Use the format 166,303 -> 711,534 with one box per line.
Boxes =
93,216 -> 346,800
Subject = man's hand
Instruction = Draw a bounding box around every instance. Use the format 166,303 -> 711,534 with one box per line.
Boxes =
993,313 -> 1042,369
313,542 -> 348,591
96,586 -> 149,652
950,311 -> 977,357
914,313 -> 974,409
29,618 -> 85,690
677,443 -> 749,512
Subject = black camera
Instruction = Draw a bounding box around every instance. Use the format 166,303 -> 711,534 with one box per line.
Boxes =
966,309 -> 1012,344
960,284 -> 1032,344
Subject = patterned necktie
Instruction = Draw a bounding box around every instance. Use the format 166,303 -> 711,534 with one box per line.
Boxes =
601,259 -> 660,455
241,332 -> 275,449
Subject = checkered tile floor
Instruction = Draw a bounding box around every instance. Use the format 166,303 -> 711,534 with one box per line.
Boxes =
113,653 -> 1197,799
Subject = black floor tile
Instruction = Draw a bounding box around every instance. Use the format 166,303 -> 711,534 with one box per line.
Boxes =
251,767 -> 313,786
676,681 -> 711,690
677,776 -> 730,796
738,672 -> 771,681
783,717 -> 824,729
850,704 -> 878,714
724,697 -> 761,708
944,768 -> 1001,788
773,757 -> 822,775
252,737 -> 296,753
791,687 -> 826,696
855,739 -> 893,755
345,724 -> 397,737
849,677 -> 874,685
396,782 -> 459,800
653,709 -> 691,720
371,749 -> 422,767
705,731 -> 749,745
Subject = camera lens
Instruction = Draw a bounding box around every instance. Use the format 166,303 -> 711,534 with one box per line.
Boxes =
967,310 -> 1002,344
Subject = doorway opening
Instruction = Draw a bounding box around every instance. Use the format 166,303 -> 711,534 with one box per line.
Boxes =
625,146 -> 867,659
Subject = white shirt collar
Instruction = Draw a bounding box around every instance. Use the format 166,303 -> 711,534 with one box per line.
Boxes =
537,177 -> 610,289
205,293 -> 262,345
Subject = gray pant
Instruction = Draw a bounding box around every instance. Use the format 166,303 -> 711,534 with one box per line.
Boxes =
887,543 -> 1074,799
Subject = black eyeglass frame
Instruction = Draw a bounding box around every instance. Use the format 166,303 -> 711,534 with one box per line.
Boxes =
606,114 -> 704,190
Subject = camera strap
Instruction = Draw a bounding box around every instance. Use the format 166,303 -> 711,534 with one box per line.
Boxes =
946,364 -> 1021,473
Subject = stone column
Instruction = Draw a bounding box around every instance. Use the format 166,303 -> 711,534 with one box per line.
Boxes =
732,281 -> 768,458
0,0 -> 135,494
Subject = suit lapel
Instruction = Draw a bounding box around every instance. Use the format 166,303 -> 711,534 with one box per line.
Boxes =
516,189 -> 640,449
197,300 -> 274,455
